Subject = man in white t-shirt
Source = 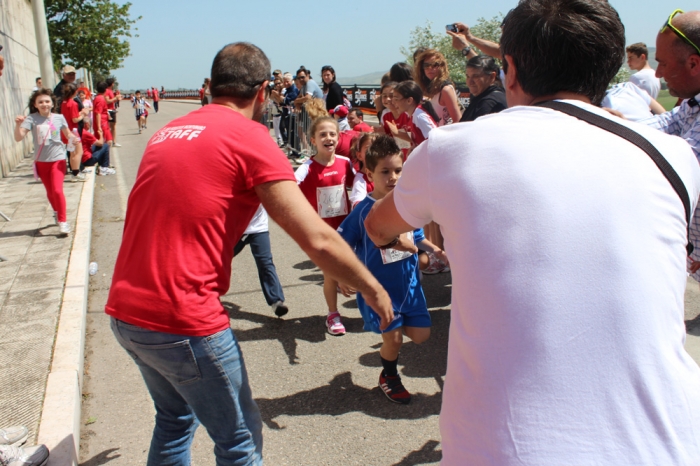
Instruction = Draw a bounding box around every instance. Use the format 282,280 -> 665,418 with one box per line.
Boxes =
627,42 -> 661,98
365,1 -> 700,464
601,81 -> 665,121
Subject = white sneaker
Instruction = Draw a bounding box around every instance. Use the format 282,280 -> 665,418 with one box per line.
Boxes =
0,444 -> 50,466
98,167 -> 115,176
70,173 -> 86,183
0,426 -> 28,447
58,222 -> 71,235
113,143 -> 122,147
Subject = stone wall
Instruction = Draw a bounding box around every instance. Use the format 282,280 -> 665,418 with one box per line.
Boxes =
0,0 -> 41,177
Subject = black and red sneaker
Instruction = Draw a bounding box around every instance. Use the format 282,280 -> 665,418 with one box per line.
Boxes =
378,371 -> 411,404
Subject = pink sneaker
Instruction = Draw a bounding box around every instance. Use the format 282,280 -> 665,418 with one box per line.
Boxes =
326,312 -> 346,336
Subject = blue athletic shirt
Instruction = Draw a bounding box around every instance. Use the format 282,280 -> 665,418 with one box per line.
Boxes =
337,195 -> 428,332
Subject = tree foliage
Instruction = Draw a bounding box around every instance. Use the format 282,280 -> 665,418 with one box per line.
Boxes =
45,0 -> 141,76
400,16 -> 503,84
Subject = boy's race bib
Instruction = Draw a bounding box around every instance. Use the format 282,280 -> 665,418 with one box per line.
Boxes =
317,185 -> 348,218
380,231 -> 414,264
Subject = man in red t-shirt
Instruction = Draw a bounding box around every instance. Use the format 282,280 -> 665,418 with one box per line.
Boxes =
347,108 -> 374,133
105,77 -> 121,147
93,82 -> 112,145
105,42 -> 393,464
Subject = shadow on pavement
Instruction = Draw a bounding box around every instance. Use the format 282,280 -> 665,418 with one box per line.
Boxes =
357,308 -> 450,380
687,314 -> 700,334
393,439 -> 442,465
255,371 -> 442,429
292,259 -> 317,270
223,302 -> 366,364
79,448 -> 121,466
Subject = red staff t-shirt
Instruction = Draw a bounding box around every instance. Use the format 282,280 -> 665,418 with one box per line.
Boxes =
105,104 -> 296,336
294,155 -> 355,229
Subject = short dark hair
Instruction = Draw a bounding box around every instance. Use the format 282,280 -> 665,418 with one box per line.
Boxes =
626,42 -> 648,58
210,42 -> 271,101
467,55 -> 502,86
349,108 -> 363,119
389,62 -> 413,83
365,135 -> 402,172
296,66 -> 309,77
500,0 -> 625,105
36,77 -> 41,83
96,81 -> 108,94
106,77 -> 115,86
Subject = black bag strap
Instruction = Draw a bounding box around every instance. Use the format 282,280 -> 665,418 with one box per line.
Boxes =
535,100 -> 694,255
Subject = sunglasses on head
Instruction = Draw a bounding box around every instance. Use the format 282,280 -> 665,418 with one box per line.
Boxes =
661,9 -> 700,56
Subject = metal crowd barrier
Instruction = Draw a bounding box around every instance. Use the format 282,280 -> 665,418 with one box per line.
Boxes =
278,106 -> 312,159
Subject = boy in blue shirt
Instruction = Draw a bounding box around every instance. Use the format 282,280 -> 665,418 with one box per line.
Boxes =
337,135 -> 448,404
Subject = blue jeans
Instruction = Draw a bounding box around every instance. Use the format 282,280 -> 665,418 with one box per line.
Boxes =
233,232 -> 285,306
110,318 -> 263,466
82,143 -> 110,168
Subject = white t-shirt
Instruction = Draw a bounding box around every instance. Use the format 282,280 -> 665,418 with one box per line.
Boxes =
629,68 -> 660,99
393,100 -> 700,465
601,82 -> 652,121
243,204 -> 269,235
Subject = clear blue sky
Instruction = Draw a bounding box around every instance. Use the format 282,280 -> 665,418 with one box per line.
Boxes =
113,0 -> 697,90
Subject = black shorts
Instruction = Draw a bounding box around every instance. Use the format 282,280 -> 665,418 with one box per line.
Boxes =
108,110 -> 117,123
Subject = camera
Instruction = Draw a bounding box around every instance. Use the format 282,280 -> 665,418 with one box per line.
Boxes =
446,24 -> 458,33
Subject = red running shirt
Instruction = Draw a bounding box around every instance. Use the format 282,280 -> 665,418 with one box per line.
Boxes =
105,104 -> 296,336
105,88 -> 116,110
295,155 -> 355,229
60,99 -> 79,143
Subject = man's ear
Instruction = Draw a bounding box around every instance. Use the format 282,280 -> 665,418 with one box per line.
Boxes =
503,55 -> 521,107
256,80 -> 270,102
688,54 -> 700,77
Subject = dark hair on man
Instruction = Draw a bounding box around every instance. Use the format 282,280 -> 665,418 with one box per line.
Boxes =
296,66 -> 309,77
500,0 -> 625,106
35,77 -> 41,83
106,77 -> 115,86
321,65 -> 336,91
365,135 -> 402,172
389,62 -> 413,83
394,80 -> 441,123
626,42 -> 648,58
28,88 -> 56,114
413,47 -> 429,63
467,55 -> 503,87
62,82 -> 78,100
210,42 -> 271,101
96,81 -> 109,94
349,108 -> 364,119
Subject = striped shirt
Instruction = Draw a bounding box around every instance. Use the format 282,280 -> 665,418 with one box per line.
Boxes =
642,93 -> 700,277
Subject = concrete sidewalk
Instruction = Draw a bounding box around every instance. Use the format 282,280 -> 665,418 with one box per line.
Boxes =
0,160 -> 95,465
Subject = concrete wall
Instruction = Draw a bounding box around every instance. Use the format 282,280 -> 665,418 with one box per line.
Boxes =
0,0 -> 41,177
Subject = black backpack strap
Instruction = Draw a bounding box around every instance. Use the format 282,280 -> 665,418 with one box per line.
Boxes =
535,100 -> 694,255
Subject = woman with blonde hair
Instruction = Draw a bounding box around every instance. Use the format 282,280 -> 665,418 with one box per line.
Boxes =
413,49 -> 462,126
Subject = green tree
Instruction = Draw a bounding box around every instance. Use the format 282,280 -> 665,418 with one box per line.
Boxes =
609,67 -> 631,87
400,16 -> 503,84
46,0 -> 141,76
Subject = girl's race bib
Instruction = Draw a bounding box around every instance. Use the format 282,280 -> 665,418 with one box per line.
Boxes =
317,185 -> 348,218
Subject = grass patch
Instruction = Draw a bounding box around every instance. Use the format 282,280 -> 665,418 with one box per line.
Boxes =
657,89 -> 677,111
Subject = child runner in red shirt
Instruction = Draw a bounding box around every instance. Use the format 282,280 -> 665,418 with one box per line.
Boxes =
295,116 -> 355,335
349,132 -> 377,207
392,81 -> 438,147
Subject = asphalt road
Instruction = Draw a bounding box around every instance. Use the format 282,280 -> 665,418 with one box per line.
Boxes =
79,101 -> 448,466
78,100 -> 700,466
